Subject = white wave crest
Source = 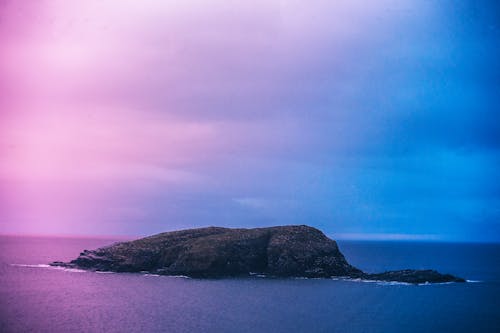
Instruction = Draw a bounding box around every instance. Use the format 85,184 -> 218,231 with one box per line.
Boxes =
11,264 -> 51,268
10,264 -> 87,273
10,263 -> 86,273
330,277 -> 412,286
49,266 -> 87,273
169,275 -> 191,279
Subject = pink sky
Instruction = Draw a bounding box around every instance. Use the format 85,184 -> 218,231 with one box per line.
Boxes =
1,1 -> 498,241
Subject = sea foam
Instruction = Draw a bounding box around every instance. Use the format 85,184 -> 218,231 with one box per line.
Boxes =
11,263 -> 87,273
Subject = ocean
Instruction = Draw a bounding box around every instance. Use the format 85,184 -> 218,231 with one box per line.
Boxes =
0,236 -> 499,332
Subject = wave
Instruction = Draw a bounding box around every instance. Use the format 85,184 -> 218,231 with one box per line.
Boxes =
329,277 -> 415,286
141,273 -> 190,278
345,278 -> 412,285
331,276 -> 471,286
249,272 -> 267,278
11,264 -> 51,268
11,263 -> 86,273
168,275 -> 191,279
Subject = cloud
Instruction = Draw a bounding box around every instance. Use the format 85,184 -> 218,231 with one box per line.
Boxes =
233,197 -> 267,210
0,0 -> 498,241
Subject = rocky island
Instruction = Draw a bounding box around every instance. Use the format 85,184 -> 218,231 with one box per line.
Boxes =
51,225 -> 465,284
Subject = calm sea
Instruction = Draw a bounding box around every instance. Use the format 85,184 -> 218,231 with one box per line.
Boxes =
0,236 -> 499,332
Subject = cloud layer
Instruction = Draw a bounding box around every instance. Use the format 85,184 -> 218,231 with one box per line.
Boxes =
1,0 -> 499,241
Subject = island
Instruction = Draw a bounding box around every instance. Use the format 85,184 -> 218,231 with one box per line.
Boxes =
50,225 -> 465,284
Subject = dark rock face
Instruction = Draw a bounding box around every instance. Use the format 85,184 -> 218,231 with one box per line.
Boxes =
51,225 -> 465,284
364,269 -> 465,284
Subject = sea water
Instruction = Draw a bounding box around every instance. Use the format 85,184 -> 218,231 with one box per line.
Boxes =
0,236 -> 499,332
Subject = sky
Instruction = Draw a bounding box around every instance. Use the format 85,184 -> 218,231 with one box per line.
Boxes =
0,0 -> 499,242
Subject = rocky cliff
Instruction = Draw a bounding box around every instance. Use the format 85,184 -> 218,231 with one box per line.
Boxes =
51,225 -> 465,283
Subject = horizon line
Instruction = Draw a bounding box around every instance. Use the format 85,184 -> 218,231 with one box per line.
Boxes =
0,231 -> 498,244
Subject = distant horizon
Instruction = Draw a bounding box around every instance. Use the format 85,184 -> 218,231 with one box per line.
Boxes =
1,228 -> 498,244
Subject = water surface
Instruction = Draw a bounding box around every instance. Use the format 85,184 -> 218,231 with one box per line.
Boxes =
1,236 -> 499,332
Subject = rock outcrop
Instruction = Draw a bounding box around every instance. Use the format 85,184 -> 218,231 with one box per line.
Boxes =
51,225 -> 465,284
